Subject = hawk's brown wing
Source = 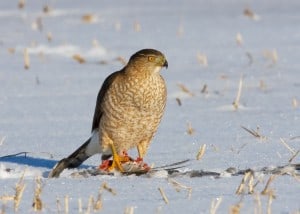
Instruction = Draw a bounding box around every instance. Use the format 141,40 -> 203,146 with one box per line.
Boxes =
91,69 -> 124,132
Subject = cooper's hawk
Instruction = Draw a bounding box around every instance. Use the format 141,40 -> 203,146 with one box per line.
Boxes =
49,49 -> 168,178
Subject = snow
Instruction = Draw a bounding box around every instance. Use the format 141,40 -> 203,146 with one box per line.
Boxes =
0,0 -> 299,213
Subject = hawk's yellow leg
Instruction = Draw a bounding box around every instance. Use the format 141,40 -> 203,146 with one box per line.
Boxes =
107,142 -> 130,172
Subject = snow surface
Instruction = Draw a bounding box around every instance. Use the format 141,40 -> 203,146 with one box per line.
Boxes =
0,0 -> 300,213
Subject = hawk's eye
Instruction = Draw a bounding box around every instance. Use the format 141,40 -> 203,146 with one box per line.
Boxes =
148,56 -> 155,62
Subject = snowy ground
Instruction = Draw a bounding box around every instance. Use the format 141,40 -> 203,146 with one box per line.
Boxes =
0,0 -> 299,213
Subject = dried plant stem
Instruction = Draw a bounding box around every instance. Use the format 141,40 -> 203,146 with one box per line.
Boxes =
168,178 -> 192,199
261,175 -> 276,198
32,176 -> 43,211
158,187 -> 169,204
24,48 -> 30,70
233,75 -> 243,110
14,172 -> 26,212
101,182 -> 116,195
279,138 -> 296,154
186,122 -> 195,135
196,144 -> 206,160
64,195 -> 69,213
241,126 -> 266,140
124,206 -> 135,214
236,171 -> 254,195
0,136 -> 5,146
289,150 -> 300,163
56,197 -> 61,213
177,83 -> 195,96
253,192 -> 262,214
78,198 -> 82,213
210,197 -> 222,214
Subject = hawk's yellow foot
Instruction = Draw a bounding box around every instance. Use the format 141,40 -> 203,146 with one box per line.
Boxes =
99,143 -> 132,172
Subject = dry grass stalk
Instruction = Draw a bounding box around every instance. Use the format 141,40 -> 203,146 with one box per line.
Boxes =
288,150 -> 300,163
168,178 -> 192,199
261,175 -> 276,199
86,196 -> 93,213
47,32 -> 53,42
134,21 -> 141,32
78,198 -> 82,213
13,172 -> 26,212
279,138 -> 296,155
93,189 -> 102,211
229,202 -> 242,214
18,0 -> 25,9
236,33 -> 243,46
196,144 -> 206,160
186,122 -> 195,135
64,195 -> 69,213
236,171 -> 254,195
292,98 -> 298,108
200,84 -> 208,94
232,76 -> 243,110
72,54 -> 86,64
0,195 -> 15,202
263,49 -> 278,65
177,83 -> 195,96
248,173 -> 255,194
291,172 -> 300,182
158,187 -> 169,204
253,192 -> 262,214
32,177 -> 43,211
243,8 -> 260,21
124,206 -> 134,214
0,136 -> 5,146
101,182 -> 116,195
266,190 -> 275,214
196,52 -> 208,67
82,14 -> 97,23
210,197 -> 222,214
175,97 -> 182,106
24,48 -> 30,69
241,126 -> 267,140
56,197 -> 61,213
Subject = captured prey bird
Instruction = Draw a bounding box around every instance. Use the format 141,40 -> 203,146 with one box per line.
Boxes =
49,49 -> 168,178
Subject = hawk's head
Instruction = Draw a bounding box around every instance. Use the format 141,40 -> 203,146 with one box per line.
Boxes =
127,49 -> 168,74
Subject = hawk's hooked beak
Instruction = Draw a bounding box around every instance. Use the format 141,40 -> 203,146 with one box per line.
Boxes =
163,59 -> 168,69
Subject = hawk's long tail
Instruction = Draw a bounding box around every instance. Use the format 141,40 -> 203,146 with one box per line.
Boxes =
48,131 -> 101,178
